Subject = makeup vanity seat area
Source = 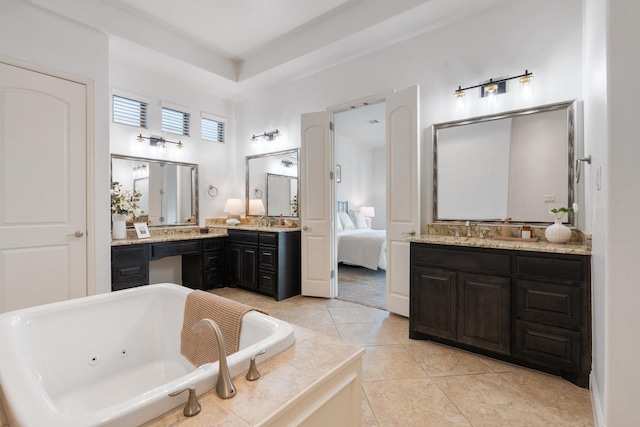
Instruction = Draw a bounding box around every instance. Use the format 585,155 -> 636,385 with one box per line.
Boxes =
409,242 -> 591,388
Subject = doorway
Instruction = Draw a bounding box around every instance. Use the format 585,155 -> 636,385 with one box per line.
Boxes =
334,102 -> 387,309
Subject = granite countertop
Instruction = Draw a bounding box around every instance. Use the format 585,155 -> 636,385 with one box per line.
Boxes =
408,234 -> 591,255
111,224 -> 301,246
142,325 -> 364,426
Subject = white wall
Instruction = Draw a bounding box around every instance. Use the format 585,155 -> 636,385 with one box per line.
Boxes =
336,135 -> 374,212
371,148 -> 387,229
0,0 -> 111,295
109,59 -> 236,224
234,0 -> 584,231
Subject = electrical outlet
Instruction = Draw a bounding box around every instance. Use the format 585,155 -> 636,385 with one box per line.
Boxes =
544,195 -> 555,203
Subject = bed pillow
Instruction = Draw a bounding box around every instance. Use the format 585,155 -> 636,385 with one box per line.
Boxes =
335,213 -> 343,231
354,211 -> 368,229
338,211 -> 355,230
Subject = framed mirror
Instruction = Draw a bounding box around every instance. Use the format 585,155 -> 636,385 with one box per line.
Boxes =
433,100 -> 575,225
111,155 -> 198,226
246,149 -> 299,217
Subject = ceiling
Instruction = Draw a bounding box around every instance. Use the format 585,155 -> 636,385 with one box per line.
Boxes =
29,0 -> 511,99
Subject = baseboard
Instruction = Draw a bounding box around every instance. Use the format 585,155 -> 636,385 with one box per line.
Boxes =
590,371 -> 606,427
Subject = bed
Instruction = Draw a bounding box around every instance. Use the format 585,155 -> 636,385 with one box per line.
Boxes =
336,201 -> 387,271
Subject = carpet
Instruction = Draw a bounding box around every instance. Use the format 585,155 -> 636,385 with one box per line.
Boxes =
337,264 -> 386,310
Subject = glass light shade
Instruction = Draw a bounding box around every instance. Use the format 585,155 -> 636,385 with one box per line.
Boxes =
360,206 -> 375,218
249,198 -> 266,215
224,198 -> 244,213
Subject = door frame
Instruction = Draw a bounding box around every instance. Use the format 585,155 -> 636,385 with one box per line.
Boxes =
0,55 -> 96,296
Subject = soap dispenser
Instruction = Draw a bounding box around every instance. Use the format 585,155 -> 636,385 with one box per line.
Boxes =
501,218 -> 512,238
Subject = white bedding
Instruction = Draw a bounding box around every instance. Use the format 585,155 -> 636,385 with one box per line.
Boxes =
337,228 -> 387,271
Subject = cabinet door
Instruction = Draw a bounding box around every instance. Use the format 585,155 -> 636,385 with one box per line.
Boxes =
410,266 -> 457,340
457,272 -> 511,354
241,246 -> 258,290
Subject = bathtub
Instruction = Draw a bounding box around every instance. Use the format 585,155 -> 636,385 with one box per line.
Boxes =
0,283 -> 295,427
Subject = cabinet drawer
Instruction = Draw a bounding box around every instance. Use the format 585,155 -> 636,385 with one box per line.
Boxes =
258,270 -> 276,296
204,252 -> 224,269
111,263 -> 148,290
259,233 -> 277,247
514,320 -> 581,372
203,238 -> 225,251
227,231 -> 259,244
150,241 -> 200,260
112,244 -> 148,263
516,280 -> 581,329
203,270 -> 225,289
259,248 -> 277,270
412,245 -> 511,275
516,254 -> 585,282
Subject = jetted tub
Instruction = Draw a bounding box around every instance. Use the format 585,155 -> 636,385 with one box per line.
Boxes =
0,283 -> 295,427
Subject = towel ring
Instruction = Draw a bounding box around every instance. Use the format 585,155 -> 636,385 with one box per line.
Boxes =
208,185 -> 218,198
254,188 -> 263,199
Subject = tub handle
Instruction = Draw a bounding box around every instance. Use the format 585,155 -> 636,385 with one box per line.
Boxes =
246,349 -> 267,381
169,386 -> 201,417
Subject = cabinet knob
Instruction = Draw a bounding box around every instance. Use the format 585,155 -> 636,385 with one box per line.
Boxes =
302,226 -> 310,231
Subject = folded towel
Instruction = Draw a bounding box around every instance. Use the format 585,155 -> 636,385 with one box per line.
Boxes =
180,290 -> 268,367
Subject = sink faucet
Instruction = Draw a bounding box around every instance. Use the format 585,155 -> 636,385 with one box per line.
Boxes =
466,221 -> 473,237
259,216 -> 270,227
191,318 -> 237,399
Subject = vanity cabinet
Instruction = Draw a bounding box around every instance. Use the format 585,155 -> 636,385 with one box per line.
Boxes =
227,229 -> 301,301
410,243 -> 591,387
410,246 -> 511,355
183,238 -> 226,290
111,244 -> 149,291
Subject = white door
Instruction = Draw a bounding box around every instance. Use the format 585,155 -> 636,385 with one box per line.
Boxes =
0,62 -> 87,313
386,85 -> 420,317
300,111 -> 335,298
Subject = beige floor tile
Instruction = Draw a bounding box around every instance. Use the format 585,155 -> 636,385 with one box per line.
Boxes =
328,306 -> 382,324
362,345 -> 428,382
300,323 -> 342,339
499,370 -> 594,426
404,341 -> 495,377
363,378 -> 471,426
361,392 -> 379,426
476,354 -> 525,373
336,322 -> 402,346
434,373 -> 559,426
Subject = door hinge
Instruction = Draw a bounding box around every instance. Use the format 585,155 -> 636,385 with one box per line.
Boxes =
330,121 -> 334,131
330,171 -> 335,180
330,269 -> 335,279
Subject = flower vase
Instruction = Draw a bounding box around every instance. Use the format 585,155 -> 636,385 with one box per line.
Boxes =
112,214 -> 127,240
545,218 -> 572,244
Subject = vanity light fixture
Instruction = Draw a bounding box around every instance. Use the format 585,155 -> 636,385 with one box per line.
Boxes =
136,134 -> 183,149
454,70 -> 534,99
250,129 -> 281,142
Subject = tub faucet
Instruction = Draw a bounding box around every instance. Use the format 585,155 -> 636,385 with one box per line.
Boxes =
192,318 -> 236,399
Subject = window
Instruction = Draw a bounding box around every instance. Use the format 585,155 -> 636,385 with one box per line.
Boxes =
202,115 -> 225,143
112,95 -> 147,128
162,107 -> 190,136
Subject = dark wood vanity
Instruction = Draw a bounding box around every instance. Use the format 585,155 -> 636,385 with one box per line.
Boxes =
410,242 -> 591,388
111,229 -> 300,300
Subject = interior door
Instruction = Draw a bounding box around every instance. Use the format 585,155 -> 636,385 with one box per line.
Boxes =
386,85 -> 420,317
0,62 -> 87,313
300,111 -> 335,297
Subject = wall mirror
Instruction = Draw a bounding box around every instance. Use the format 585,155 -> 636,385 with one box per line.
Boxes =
433,100 -> 575,225
111,155 -> 198,226
246,149 -> 299,217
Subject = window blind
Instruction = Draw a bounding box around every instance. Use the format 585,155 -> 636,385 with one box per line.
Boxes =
202,116 -> 225,142
162,107 -> 190,136
112,95 -> 147,128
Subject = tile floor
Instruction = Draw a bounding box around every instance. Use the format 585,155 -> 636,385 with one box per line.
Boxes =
210,287 -> 594,427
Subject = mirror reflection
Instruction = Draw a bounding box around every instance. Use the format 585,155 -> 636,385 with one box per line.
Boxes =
111,155 -> 198,226
246,149 -> 299,217
433,101 -> 575,225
